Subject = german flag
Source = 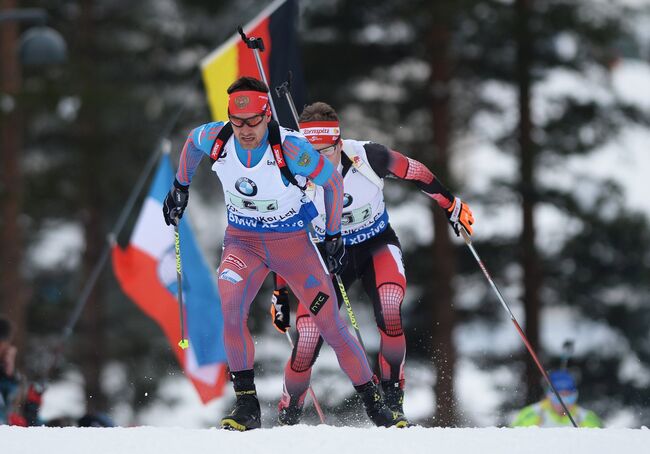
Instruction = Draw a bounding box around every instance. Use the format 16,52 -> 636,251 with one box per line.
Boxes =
200,0 -> 305,128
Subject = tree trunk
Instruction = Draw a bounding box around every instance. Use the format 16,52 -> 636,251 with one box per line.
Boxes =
0,0 -> 29,356
429,4 -> 459,427
77,0 -> 107,413
515,0 -> 542,402
79,204 -> 106,413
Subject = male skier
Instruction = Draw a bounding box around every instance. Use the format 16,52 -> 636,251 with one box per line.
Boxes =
163,79 -> 406,430
270,102 -> 474,424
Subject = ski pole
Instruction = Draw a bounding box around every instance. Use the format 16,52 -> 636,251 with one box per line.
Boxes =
334,274 -> 368,359
459,227 -> 577,427
237,28 -> 328,421
275,73 -> 371,361
174,220 -> 189,350
284,330 -> 326,424
275,72 -> 300,130
237,26 -> 279,120
560,339 -> 575,370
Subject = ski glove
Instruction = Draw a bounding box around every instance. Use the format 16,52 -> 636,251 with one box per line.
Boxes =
163,179 -> 189,226
270,288 -> 291,333
322,233 -> 347,275
446,197 -> 474,236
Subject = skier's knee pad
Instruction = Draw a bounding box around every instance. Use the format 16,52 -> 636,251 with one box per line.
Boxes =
290,315 -> 324,373
376,283 -> 404,337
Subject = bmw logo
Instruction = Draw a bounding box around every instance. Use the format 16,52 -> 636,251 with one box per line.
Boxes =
235,177 -> 258,196
343,193 -> 353,208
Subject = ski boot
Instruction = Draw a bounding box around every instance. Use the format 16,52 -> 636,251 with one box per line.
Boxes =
278,401 -> 303,426
277,388 -> 305,426
381,379 -> 405,417
221,370 -> 262,431
355,380 -> 409,428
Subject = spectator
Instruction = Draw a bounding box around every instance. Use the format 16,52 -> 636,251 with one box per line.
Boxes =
511,370 -> 602,428
0,316 -> 19,425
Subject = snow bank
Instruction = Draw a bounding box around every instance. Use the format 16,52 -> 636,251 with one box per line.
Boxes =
1,426 -> 648,454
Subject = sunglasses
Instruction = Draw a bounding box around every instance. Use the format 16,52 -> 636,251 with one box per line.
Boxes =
316,139 -> 340,155
229,112 -> 267,128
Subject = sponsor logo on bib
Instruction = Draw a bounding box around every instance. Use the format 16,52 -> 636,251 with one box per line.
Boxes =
235,177 -> 258,196
343,193 -> 353,208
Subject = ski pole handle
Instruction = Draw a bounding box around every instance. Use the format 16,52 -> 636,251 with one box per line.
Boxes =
275,72 -> 301,130
237,26 -> 279,120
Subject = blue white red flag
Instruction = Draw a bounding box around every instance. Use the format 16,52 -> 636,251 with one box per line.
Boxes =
112,154 -> 227,403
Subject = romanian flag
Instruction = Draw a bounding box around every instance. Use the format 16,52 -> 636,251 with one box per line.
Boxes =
111,154 -> 227,403
200,0 -> 305,128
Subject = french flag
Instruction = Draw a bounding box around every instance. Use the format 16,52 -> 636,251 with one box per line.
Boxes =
112,154 -> 227,403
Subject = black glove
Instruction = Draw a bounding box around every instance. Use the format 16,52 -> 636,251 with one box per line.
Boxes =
322,233 -> 347,275
270,288 -> 291,333
163,179 -> 189,226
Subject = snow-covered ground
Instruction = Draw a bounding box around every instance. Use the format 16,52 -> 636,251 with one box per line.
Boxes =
2,425 -> 649,454
21,6 -> 650,433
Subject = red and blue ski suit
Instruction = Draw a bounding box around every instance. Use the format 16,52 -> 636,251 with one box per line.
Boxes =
175,122 -> 373,386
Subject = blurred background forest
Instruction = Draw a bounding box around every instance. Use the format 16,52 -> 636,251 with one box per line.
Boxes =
2,0 -> 650,428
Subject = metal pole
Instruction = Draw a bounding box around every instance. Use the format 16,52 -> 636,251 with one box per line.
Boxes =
459,228 -> 578,427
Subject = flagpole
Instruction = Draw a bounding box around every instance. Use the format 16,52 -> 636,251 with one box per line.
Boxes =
43,102 -> 187,380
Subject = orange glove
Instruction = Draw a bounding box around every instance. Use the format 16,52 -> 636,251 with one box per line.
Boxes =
446,197 -> 474,236
270,288 -> 291,333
